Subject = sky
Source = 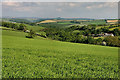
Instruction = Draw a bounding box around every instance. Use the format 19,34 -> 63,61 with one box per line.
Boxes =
1,2 -> 118,19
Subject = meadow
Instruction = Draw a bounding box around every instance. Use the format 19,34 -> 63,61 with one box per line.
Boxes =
2,30 -> 119,78
81,20 -> 106,25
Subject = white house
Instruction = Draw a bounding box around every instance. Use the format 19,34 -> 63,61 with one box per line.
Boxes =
104,33 -> 114,37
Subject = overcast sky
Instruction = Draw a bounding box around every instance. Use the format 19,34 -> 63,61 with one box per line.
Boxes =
1,2 -> 118,19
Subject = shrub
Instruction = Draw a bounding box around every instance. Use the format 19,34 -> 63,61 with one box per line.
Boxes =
26,29 -> 36,38
104,36 -> 120,47
18,23 -> 26,30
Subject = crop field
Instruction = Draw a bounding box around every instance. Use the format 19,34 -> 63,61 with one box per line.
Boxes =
2,30 -> 119,78
37,20 -> 57,24
107,20 -> 118,23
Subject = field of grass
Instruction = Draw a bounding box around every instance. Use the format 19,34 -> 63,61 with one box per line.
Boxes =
38,23 -> 72,28
96,25 -> 110,29
57,21 -> 76,25
82,20 -> 106,25
2,30 -> 119,78
94,37 -> 104,39
0,27 -> 11,30
25,24 -> 45,32
109,27 -> 120,31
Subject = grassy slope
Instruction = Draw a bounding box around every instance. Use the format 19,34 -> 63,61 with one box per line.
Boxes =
2,30 -> 118,78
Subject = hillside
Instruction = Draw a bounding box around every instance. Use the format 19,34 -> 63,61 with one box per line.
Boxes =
2,30 -> 118,78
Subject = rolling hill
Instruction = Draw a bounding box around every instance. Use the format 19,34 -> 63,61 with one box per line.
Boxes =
2,30 -> 119,78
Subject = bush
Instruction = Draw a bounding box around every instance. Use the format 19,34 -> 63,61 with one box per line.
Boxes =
104,36 -> 120,47
18,23 -> 26,30
26,29 -> 36,38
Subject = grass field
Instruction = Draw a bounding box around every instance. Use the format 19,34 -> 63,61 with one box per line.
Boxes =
82,20 -> 106,25
38,23 -> 72,28
57,22 -> 75,25
2,30 -> 119,78
109,27 -> 120,31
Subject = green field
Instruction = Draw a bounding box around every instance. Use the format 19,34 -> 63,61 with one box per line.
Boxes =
81,20 -> 106,25
57,22 -> 76,25
25,24 -> 45,32
2,30 -> 119,78
109,27 -> 120,31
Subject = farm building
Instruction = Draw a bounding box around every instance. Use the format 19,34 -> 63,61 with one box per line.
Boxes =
91,33 -> 114,37
104,33 -> 114,37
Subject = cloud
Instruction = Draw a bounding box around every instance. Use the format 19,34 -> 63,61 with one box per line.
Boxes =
69,3 -> 76,7
2,2 -> 36,12
3,2 -> 20,7
2,2 -> 118,18
14,7 -> 31,12
103,2 -> 118,8
86,2 -> 117,10
56,8 -> 62,12
2,0 -> 120,2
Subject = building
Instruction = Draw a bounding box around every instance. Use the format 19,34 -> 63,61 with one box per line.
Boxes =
104,33 -> 114,37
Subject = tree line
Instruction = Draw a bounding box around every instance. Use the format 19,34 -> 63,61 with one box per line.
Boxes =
1,21 -> 27,31
43,25 -> 120,47
1,21 -> 120,47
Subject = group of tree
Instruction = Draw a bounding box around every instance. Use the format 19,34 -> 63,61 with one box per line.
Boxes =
65,25 -> 120,36
26,29 -> 36,38
70,20 -> 81,24
44,28 -> 103,45
9,18 -> 37,26
104,36 -> 120,47
1,21 -> 120,46
2,21 -> 37,38
43,25 -> 120,47
2,21 -> 27,31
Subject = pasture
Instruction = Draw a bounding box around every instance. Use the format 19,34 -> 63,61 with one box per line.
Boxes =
81,20 -> 106,25
2,30 -> 119,78
109,27 -> 120,31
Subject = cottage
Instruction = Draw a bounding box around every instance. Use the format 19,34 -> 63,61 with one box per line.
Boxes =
104,33 -> 114,36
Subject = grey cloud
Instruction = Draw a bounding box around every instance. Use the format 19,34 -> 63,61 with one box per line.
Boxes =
2,2 -> 118,18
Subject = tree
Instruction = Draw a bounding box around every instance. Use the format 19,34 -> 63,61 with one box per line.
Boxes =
27,29 -> 36,38
18,23 -> 26,30
104,36 -> 120,47
113,28 -> 120,36
11,24 -> 19,29
96,38 -> 103,45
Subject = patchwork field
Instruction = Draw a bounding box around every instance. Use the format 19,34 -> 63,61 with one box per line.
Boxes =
107,20 -> 118,23
37,20 -> 57,24
2,30 -> 119,78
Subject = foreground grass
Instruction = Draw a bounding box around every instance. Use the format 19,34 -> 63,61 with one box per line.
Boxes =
2,30 -> 119,78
